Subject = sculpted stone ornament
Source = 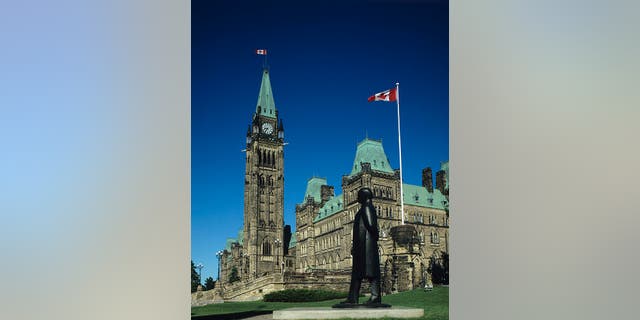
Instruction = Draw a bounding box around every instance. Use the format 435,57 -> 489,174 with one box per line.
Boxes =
333,187 -> 391,309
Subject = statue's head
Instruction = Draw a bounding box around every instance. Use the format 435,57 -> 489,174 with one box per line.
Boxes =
357,187 -> 373,204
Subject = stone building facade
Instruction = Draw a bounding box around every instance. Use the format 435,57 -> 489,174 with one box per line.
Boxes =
294,139 -> 449,293
216,68 -> 449,300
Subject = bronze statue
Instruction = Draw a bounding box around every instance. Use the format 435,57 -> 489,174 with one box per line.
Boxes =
333,187 -> 390,308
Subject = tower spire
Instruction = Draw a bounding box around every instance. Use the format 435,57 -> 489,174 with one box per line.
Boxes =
255,69 -> 276,118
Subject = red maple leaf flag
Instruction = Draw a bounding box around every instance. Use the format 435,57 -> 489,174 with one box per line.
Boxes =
368,87 -> 398,102
256,49 -> 267,55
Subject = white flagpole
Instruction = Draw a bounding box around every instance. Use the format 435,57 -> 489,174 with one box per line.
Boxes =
395,82 -> 405,225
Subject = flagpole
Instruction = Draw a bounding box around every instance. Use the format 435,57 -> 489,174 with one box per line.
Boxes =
395,82 -> 405,225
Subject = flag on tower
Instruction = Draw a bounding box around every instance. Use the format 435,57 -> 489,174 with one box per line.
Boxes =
367,87 -> 398,102
256,49 -> 267,55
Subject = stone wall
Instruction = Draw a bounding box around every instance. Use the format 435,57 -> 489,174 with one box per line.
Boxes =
221,273 -> 285,301
217,270 -> 374,303
191,289 -> 224,307
282,270 -> 370,293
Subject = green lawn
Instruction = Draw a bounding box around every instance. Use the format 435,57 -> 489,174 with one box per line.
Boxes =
191,286 -> 448,320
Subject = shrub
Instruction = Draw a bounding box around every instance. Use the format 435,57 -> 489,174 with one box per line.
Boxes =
228,267 -> 240,283
263,289 -> 349,302
428,251 -> 449,285
204,277 -> 216,290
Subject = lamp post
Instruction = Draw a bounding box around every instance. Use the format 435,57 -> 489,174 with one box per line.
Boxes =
195,263 -> 204,290
216,250 -> 223,289
274,238 -> 281,273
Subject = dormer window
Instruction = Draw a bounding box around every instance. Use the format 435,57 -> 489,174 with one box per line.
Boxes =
414,194 -> 419,202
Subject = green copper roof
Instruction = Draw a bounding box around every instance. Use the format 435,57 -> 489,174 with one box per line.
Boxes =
313,194 -> 344,222
301,177 -> 327,204
288,233 -> 297,249
350,138 -> 395,176
255,69 -> 277,118
402,183 -> 448,210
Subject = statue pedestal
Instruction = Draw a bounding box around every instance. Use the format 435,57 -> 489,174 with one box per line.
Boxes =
272,306 -> 424,319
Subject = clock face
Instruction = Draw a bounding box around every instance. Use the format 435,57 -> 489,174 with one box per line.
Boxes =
262,123 -> 274,134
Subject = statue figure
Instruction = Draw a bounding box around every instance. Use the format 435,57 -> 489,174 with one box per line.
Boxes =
333,187 -> 390,308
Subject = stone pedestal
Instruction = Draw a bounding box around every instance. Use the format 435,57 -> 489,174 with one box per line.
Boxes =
390,225 -> 418,246
273,307 -> 423,319
384,225 -> 424,293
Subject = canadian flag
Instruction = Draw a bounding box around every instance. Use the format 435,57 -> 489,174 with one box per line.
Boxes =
368,87 -> 397,102
256,49 -> 267,55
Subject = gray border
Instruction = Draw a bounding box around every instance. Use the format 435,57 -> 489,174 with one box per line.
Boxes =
451,1 -> 640,319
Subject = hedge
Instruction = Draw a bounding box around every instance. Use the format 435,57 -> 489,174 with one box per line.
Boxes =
263,289 -> 349,302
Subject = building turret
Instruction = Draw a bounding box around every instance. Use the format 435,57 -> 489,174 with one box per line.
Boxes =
320,185 -> 335,204
422,167 -> 433,192
278,119 -> 284,139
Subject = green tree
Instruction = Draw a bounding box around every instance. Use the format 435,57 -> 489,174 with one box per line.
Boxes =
204,277 -> 216,290
191,260 -> 201,292
228,266 -> 240,283
428,251 -> 449,285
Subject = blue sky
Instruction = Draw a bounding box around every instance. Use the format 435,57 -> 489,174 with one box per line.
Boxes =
192,0 -> 448,282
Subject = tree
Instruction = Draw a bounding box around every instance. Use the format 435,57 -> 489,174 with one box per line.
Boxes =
191,260 -> 201,293
204,277 -> 216,290
428,251 -> 449,285
228,266 -> 240,283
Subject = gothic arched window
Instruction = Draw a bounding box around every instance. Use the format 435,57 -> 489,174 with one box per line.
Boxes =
430,230 -> 439,244
262,240 -> 272,256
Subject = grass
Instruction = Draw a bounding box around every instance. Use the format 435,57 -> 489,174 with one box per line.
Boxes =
191,286 -> 448,320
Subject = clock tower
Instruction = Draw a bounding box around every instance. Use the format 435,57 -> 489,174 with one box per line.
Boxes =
244,68 -> 285,278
